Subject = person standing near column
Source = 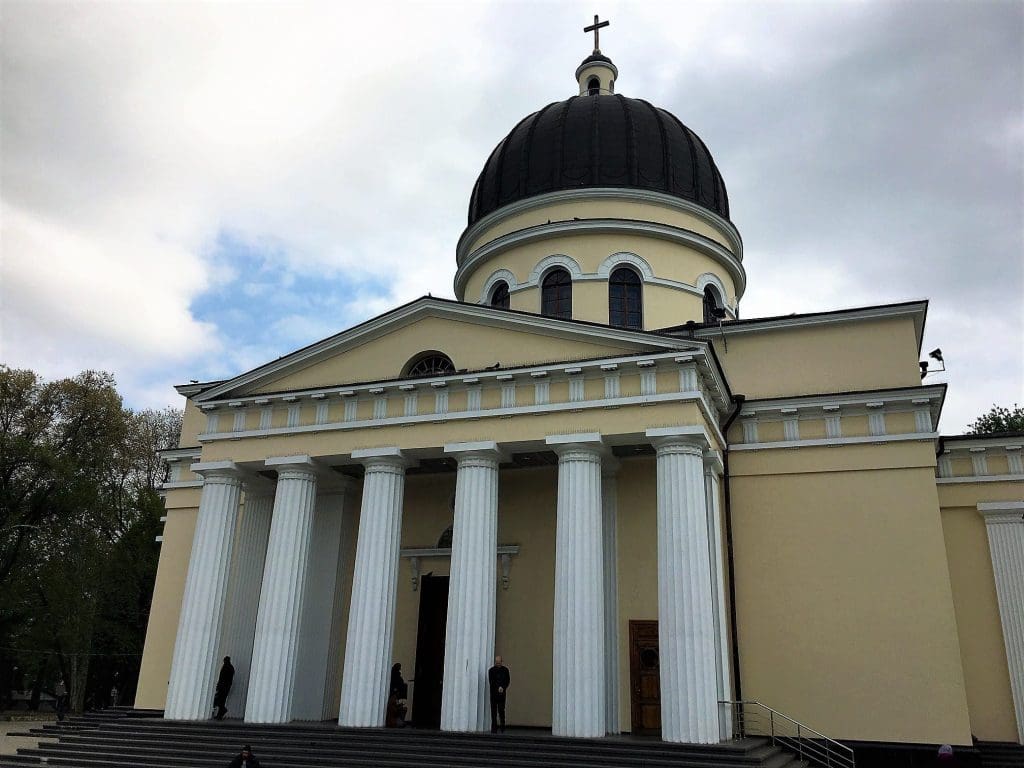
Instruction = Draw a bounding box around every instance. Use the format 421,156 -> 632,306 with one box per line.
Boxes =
488,656 -> 510,733
213,656 -> 234,720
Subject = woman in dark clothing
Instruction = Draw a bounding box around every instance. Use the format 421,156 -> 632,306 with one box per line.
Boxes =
386,663 -> 408,727
389,663 -> 408,699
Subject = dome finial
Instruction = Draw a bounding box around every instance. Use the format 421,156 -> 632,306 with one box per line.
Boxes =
576,15 -> 617,96
583,14 -> 610,55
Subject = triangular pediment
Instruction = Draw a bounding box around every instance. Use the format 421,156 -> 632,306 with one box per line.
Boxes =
195,297 -> 687,401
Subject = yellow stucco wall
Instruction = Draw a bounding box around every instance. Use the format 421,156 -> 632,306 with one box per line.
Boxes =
135,492 -> 199,709
711,316 -> 922,399
465,199 -> 736,255
730,442 -> 972,744
937,479 -> 1024,742
246,315 -> 648,395
461,231 -> 736,329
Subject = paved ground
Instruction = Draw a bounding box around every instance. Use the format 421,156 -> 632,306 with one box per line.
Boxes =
0,719 -> 58,756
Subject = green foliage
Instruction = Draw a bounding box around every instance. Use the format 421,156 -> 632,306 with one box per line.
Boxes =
0,366 -> 182,712
967,403 -> 1024,435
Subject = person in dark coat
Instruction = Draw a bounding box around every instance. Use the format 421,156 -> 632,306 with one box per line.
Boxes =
488,655 -> 510,733
227,744 -> 260,767
386,663 -> 408,727
213,656 -> 234,720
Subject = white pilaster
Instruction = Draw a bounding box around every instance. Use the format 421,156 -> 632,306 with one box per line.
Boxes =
292,482 -> 350,720
338,448 -> 408,727
601,460 -> 621,735
546,433 -> 606,738
648,427 -> 719,744
979,502 -> 1024,743
441,441 -> 503,732
704,454 -> 733,740
245,456 -> 319,723
219,482 -> 275,718
165,462 -> 243,720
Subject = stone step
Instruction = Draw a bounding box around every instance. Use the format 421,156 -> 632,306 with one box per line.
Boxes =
0,710 -> 813,768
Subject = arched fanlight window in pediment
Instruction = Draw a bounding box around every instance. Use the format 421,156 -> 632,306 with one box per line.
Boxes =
403,351 -> 455,378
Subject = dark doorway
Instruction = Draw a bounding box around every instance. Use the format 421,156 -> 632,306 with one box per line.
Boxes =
412,574 -> 449,729
629,620 -> 661,736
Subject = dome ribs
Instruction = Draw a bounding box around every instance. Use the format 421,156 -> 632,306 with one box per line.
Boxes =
684,123 -> 722,214
616,94 -> 638,186
467,95 -> 730,225
521,102 -> 556,199
662,109 -> 701,202
495,110 -> 539,211
555,97 -> 577,192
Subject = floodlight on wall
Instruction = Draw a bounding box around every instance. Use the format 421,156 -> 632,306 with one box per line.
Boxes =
920,348 -> 946,379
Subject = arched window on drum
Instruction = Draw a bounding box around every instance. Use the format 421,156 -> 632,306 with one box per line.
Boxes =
608,267 -> 642,330
703,285 -> 726,324
541,268 -> 572,319
489,281 -> 510,310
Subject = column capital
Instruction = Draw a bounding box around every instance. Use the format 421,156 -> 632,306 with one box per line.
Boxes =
266,454 -> 320,480
979,501 -> 1024,525
703,451 -> 724,477
546,433 -> 604,461
352,446 -> 409,472
444,440 -> 508,465
646,426 -> 710,455
191,460 -> 244,482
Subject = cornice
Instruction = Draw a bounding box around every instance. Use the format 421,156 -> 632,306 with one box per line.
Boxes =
738,385 -> 945,421
456,187 -> 743,261
194,298 -> 687,403
455,218 -> 746,301
691,301 -> 928,352
731,431 -> 939,452
937,475 -> 1024,485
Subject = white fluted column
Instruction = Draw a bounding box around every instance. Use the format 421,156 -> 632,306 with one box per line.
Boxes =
648,428 -> 719,744
546,433 -> 606,738
292,482 -> 350,720
245,456 -> 319,723
165,462 -> 243,720
338,447 -> 407,727
218,482 -> 275,718
441,442 -> 503,732
704,453 -> 733,740
979,502 -> 1024,743
601,460 -> 621,735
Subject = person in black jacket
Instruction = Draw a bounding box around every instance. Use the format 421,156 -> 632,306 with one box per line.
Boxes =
213,656 -> 234,720
488,656 -> 510,733
227,744 -> 260,767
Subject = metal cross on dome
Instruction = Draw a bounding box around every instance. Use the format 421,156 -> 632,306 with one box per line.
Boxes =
584,14 -> 610,54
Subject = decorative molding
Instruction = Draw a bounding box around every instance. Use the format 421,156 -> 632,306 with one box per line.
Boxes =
400,545 -> 521,591
596,251 -> 654,279
937,474 -> 1024,485
732,431 -> 940,452
479,268 -> 518,304
527,253 -> 584,284
193,298 -> 688,403
692,301 -> 928,352
456,187 -> 743,265
455,218 -> 746,301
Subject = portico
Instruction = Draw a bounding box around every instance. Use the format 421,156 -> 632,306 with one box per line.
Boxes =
159,341 -> 732,742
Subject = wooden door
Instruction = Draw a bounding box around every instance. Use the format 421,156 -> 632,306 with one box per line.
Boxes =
629,620 -> 661,735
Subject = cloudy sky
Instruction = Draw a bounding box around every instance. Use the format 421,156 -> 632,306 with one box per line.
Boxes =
2,0 -> 1021,432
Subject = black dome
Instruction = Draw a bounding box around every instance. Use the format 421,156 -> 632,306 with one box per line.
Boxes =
468,94 -> 729,226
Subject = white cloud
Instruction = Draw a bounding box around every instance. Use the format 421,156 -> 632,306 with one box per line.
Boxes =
1,1 -> 1020,432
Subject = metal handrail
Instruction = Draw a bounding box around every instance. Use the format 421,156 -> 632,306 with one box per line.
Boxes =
719,700 -> 855,768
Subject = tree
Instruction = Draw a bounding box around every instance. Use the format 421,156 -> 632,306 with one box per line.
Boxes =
0,367 -> 182,712
967,403 -> 1024,435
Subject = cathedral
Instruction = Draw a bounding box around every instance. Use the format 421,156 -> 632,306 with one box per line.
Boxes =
136,25 -> 1024,764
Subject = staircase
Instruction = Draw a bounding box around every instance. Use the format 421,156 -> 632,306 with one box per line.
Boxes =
1,710 -> 811,768
978,741 -> 1024,768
